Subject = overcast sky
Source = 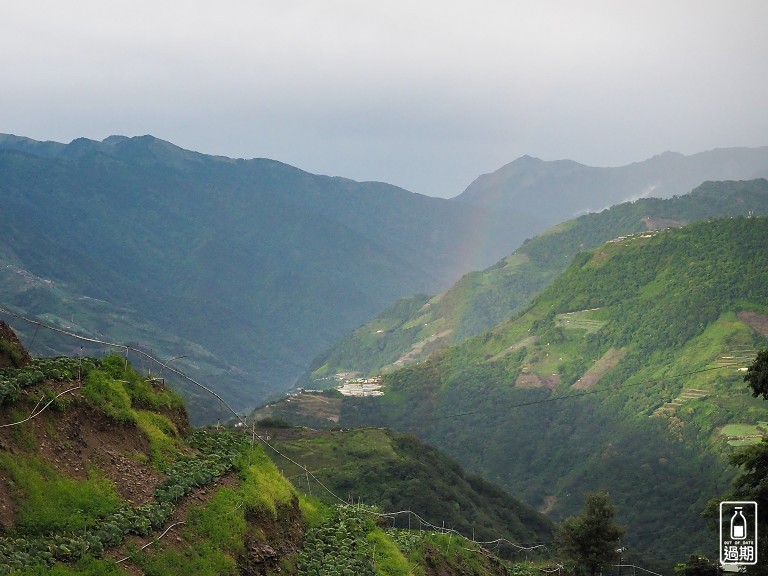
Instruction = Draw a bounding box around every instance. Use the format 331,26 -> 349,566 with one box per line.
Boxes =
2,1 -> 767,197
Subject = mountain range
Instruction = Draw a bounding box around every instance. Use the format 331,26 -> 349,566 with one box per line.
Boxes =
3,133 -> 768,571
2,134 -> 768,423
0,134 -> 505,421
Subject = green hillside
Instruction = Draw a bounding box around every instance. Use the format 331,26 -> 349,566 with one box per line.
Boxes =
0,325 -> 548,575
303,179 -> 768,384
338,216 -> 768,567
265,427 -> 553,553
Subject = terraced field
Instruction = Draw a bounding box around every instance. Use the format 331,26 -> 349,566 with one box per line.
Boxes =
653,388 -> 709,416
556,309 -> 605,334
719,422 -> 768,446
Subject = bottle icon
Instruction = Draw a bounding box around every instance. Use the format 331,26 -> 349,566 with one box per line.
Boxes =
731,507 -> 747,540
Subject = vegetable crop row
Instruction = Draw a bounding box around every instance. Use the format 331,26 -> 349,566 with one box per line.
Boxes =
0,430 -> 247,573
297,505 -> 376,576
0,357 -> 99,407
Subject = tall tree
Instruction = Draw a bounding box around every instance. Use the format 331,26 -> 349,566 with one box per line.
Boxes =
727,440 -> 768,576
723,349 -> 768,575
555,490 -> 626,576
744,349 -> 768,400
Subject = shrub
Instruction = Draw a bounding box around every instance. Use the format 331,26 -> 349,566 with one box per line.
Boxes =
136,542 -> 238,576
82,370 -> 135,424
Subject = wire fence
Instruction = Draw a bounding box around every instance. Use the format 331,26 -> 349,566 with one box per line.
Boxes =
2,301 -> 752,575
1,302 -> 748,575
0,305 -> 555,565
6,301 -> 736,573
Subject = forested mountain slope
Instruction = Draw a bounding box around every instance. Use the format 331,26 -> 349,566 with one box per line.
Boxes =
0,134 -> 515,421
339,216 -> 768,567
3,134 -> 767,424
302,179 -> 768,384
265,427 -> 554,554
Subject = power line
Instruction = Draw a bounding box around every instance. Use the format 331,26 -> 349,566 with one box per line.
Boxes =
2,305 -> 734,569
0,305 -> 349,506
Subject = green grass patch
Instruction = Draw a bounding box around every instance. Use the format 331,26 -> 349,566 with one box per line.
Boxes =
236,446 -> 297,519
728,438 -> 763,447
720,423 -> 764,437
82,369 -> 135,424
299,495 -> 332,529
81,355 -> 186,427
186,487 -> 246,554
0,455 -> 123,535
735,301 -> 768,315
525,338 -> 593,382
540,219 -> 578,237
719,422 -> 768,446
137,541 -> 237,576
556,309 -> 606,334
368,528 -> 413,575
134,410 -> 183,469
125,377 -> 186,414
310,362 -> 330,378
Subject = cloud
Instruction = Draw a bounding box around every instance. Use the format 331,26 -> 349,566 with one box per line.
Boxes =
2,1 -> 768,196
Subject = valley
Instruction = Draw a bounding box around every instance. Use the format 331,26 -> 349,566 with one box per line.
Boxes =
3,135 -> 768,422
302,179 -> 768,386
3,134 -> 768,574
6,0 -> 768,565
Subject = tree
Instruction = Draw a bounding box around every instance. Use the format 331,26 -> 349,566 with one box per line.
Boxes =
674,555 -> 720,576
555,490 -> 626,576
744,349 -> 768,400
726,439 -> 768,576
719,350 -> 768,575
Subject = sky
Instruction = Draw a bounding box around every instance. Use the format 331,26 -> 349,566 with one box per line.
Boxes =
2,1 -> 767,198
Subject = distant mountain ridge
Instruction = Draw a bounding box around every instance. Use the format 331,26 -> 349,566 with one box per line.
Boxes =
455,147 -> 768,233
